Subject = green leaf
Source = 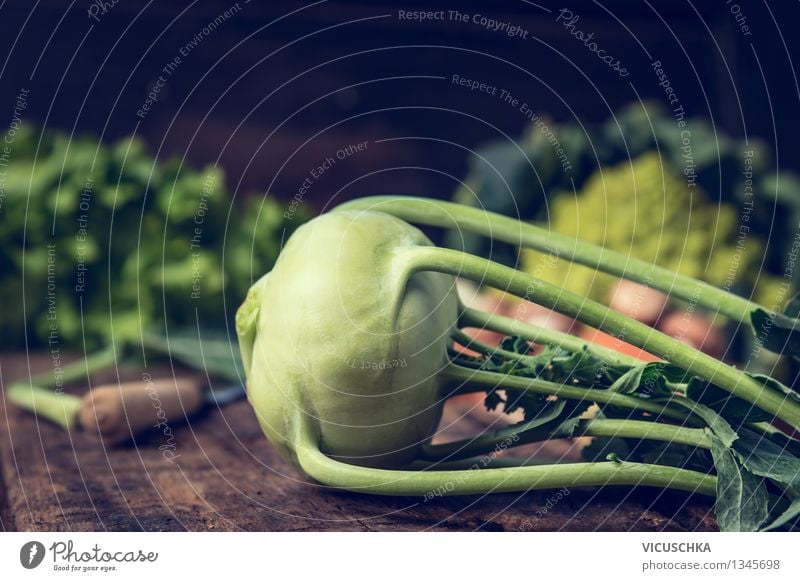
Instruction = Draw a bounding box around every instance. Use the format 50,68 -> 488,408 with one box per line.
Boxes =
730,429 -> 800,489
498,335 -> 532,355
507,399 -> 569,438
686,377 -> 773,425
760,428 -> 800,458
448,349 -> 484,370
635,440 -> 712,472
609,362 -> 686,398
581,434 -> 712,472
142,330 -> 243,382
537,345 -> 607,386
709,432 -> 770,532
659,397 -> 739,448
761,497 -> 800,531
783,291 -> 800,318
551,415 -> 583,439
745,372 -> 800,406
502,389 -> 549,418
608,365 -> 647,394
527,398 -> 589,435
750,308 -> 800,358
425,398 -> 588,461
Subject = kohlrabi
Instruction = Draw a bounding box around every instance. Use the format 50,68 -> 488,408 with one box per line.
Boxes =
237,210 -> 458,468
237,196 -> 800,531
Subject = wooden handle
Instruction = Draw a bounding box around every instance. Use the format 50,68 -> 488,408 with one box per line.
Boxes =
78,376 -> 204,444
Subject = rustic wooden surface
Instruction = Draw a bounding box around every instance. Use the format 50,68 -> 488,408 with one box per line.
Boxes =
0,353 -> 717,532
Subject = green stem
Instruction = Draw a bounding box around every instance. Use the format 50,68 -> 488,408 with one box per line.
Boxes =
751,421 -> 793,439
292,414 -> 717,497
444,362 -> 690,423
581,418 -> 710,448
409,456 -> 552,470
452,313 -> 695,422
20,345 -> 118,391
408,246 -> 800,428
339,196 -> 760,323
5,345 -> 118,430
452,328 -> 539,366
461,306 -> 640,367
5,386 -> 82,429
422,417 -> 710,461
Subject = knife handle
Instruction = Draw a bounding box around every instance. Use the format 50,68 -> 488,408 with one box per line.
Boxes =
78,376 -> 204,444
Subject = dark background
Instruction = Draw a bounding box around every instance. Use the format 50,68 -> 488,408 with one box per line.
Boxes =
1,0 -> 798,213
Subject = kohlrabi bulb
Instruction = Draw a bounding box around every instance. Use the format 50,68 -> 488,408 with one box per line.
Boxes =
237,210 -> 459,469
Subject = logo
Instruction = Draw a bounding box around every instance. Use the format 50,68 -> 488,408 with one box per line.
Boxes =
20,541 -> 46,569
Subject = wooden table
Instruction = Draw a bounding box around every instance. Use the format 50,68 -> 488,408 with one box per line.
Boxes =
0,354 -> 717,532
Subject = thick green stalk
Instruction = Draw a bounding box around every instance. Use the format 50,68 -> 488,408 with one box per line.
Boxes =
409,456 -> 552,470
5,345 -> 118,429
461,306 -> 640,367
292,414 -> 717,497
5,386 -> 82,429
339,196 -> 760,322
422,417 -> 710,461
580,418 -> 710,448
445,363 -> 690,423
408,246 -> 800,427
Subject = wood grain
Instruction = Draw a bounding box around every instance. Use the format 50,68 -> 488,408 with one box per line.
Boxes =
0,353 -> 717,531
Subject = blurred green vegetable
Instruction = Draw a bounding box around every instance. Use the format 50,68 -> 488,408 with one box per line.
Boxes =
449,101 -> 800,285
0,124 -> 306,349
522,153 -> 786,308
